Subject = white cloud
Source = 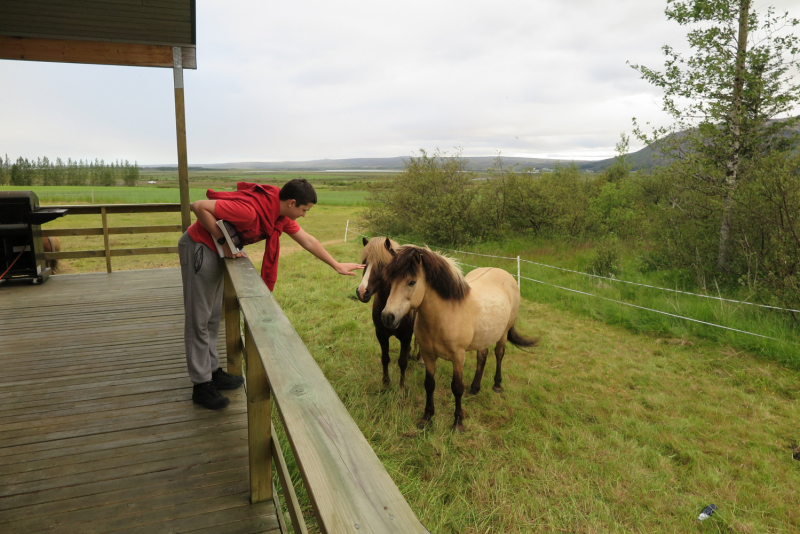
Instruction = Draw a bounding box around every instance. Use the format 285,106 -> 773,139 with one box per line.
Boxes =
1,0 -> 799,164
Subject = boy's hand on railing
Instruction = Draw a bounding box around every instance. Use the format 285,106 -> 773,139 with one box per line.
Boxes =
223,243 -> 247,259
335,263 -> 365,276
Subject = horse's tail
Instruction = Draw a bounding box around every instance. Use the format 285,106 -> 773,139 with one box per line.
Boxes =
46,236 -> 61,273
507,324 -> 538,350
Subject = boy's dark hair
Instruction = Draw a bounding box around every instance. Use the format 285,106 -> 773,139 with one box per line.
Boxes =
279,178 -> 317,205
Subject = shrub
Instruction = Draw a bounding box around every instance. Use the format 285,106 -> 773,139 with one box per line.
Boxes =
362,150 -> 484,245
589,238 -> 620,277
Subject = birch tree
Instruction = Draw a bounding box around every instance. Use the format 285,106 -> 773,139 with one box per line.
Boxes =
631,0 -> 800,272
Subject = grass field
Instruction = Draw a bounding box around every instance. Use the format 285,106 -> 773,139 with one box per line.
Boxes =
275,239 -> 800,533
4,185 -> 799,532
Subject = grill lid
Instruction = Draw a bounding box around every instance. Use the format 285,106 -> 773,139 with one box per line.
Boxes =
0,191 -> 67,224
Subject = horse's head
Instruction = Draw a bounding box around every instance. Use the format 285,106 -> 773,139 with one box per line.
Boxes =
381,246 -> 468,329
356,236 -> 399,303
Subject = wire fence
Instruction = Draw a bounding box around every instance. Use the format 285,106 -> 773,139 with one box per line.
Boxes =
343,221 -> 798,346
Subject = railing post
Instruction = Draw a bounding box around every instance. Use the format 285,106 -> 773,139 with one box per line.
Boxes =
101,206 -> 111,273
223,269 -> 242,376
517,255 -> 520,289
244,322 -> 273,503
344,219 -> 349,242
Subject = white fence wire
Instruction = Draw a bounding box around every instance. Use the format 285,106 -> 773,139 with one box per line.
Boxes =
344,221 -> 797,346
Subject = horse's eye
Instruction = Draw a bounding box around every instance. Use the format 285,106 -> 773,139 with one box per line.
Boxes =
408,280 -> 416,286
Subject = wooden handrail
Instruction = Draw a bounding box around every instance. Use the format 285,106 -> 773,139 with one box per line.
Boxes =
39,203 -> 183,272
42,203 -> 183,214
223,257 -> 428,534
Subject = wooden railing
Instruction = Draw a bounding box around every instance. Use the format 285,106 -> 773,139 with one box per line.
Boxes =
40,203 -> 183,273
223,256 -> 429,534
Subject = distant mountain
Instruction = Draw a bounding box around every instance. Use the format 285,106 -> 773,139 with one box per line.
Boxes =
142,120 -> 799,174
583,118 -> 800,172
142,156 -> 581,172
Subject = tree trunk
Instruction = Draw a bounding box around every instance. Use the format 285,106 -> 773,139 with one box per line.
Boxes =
718,0 -> 751,272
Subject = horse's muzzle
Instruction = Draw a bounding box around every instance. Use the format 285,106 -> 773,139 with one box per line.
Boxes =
381,311 -> 396,329
356,287 -> 371,303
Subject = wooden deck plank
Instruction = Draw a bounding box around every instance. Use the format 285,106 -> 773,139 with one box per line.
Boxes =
0,466 -> 250,524
0,269 -> 276,534
0,428 -> 248,477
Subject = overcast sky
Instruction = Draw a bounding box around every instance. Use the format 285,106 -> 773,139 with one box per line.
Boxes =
2,0 -> 800,165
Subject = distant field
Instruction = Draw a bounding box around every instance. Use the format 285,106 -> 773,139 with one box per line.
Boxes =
0,185 -> 369,206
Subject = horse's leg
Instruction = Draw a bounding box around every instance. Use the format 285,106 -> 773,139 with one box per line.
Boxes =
493,340 -> 507,393
397,331 -> 412,393
451,353 -> 466,432
469,349 -> 489,395
377,329 -> 391,387
418,355 -> 436,429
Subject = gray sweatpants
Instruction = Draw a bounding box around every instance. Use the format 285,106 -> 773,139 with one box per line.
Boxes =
178,232 -> 224,384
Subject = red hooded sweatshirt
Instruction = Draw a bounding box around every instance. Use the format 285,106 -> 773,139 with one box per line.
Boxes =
186,183 -> 299,291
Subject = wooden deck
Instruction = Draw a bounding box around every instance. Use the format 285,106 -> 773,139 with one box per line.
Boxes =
0,269 -> 280,534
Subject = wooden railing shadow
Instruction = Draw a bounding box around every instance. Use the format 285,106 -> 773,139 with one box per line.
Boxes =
223,256 -> 428,534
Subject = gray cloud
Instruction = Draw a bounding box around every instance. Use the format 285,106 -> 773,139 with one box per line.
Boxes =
1,0 -> 799,164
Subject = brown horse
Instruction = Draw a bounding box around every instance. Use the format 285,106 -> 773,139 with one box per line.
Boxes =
356,237 -> 416,390
382,246 -> 537,431
42,236 -> 61,273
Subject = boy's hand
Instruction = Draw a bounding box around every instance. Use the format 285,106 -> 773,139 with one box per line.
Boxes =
335,263 -> 365,276
223,243 -> 247,259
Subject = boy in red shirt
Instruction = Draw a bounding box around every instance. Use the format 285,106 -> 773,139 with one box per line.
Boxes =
179,178 -> 363,409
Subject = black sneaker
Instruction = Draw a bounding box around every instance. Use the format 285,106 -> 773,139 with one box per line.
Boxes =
211,367 -> 245,390
192,381 -> 230,410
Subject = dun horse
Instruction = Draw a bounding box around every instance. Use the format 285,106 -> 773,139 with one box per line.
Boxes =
356,237 -> 416,389
382,246 -> 537,431
42,236 -> 61,273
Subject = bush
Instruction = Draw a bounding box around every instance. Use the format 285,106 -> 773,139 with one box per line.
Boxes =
362,150 -> 484,245
589,238 -> 620,277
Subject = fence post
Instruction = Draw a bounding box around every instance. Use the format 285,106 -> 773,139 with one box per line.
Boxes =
223,269 -> 242,376
517,255 -> 520,289
101,206 -> 111,273
344,220 -> 349,242
244,322 -> 273,503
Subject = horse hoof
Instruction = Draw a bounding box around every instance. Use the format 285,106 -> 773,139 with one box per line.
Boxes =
468,387 -> 480,395
416,418 -> 431,430
492,386 -> 503,394
452,424 -> 465,433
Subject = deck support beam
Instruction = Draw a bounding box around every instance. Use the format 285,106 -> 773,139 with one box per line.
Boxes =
223,269 -> 243,376
245,323 -> 273,503
173,47 -> 191,232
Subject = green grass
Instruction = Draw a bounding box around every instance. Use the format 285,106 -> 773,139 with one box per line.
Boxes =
273,240 -> 800,533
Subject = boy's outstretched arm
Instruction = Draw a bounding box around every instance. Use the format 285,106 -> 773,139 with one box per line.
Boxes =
288,229 -> 364,275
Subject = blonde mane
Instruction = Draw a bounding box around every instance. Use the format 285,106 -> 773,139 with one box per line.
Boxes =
360,237 -> 400,267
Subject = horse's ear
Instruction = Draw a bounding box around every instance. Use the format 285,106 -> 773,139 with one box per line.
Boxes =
416,252 -> 423,264
384,238 -> 392,252
362,237 -> 369,246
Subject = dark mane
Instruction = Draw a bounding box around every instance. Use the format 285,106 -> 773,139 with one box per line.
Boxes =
384,246 -> 470,301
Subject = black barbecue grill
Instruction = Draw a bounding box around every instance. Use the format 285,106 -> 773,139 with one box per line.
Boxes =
0,191 -> 67,284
